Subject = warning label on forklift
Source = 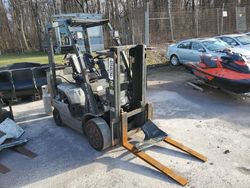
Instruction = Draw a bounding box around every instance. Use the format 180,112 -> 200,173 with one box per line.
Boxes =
108,58 -> 114,80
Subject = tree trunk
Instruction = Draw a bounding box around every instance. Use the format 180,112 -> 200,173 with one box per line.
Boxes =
54,0 -> 62,14
85,0 -> 89,13
20,13 -> 29,50
97,0 -> 101,13
0,0 -> 13,51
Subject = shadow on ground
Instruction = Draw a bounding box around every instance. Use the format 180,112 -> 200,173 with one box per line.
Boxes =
0,113 -> 199,187
1,65 -> 249,187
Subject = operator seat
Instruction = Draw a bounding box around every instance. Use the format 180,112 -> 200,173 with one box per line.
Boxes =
200,55 -> 217,68
83,53 -> 100,81
12,69 -> 36,93
33,67 -> 48,88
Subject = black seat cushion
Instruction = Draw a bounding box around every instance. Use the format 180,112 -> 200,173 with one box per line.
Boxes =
201,55 -> 217,68
33,67 -> 47,87
0,71 -> 13,91
12,69 -> 35,91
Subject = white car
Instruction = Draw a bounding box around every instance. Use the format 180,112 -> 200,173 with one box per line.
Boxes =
245,32 -> 250,37
216,34 -> 250,60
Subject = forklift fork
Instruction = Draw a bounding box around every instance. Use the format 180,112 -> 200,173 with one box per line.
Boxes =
121,108 -> 207,186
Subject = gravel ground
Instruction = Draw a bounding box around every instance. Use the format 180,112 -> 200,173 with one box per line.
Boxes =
0,66 -> 250,188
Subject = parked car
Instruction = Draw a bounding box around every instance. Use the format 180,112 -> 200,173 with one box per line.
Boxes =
216,34 -> 250,51
167,38 -> 228,66
167,38 -> 250,66
245,32 -> 250,37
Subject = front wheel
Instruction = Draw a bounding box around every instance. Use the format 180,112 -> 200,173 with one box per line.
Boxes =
53,108 -> 64,127
170,55 -> 180,66
84,118 -> 111,151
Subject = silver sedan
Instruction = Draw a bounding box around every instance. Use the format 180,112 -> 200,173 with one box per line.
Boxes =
166,38 -> 250,66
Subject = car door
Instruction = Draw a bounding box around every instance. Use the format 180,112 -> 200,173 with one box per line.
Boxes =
176,41 -> 191,63
190,42 -> 206,62
220,37 -> 240,47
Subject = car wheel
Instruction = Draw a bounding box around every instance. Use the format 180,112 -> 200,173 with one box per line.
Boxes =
170,55 -> 180,66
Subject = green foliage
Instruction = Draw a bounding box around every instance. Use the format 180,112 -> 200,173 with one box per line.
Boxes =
0,51 -> 64,66
0,50 -> 168,67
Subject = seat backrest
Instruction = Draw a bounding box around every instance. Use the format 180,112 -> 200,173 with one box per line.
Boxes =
32,67 -> 48,87
0,71 -> 14,93
33,67 -> 47,78
0,71 -> 14,94
0,71 -> 11,83
84,53 -> 95,69
12,69 -> 33,82
200,55 -> 217,68
11,69 -> 35,91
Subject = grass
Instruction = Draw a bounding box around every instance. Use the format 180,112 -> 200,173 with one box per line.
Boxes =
0,49 -> 168,67
0,51 -> 64,66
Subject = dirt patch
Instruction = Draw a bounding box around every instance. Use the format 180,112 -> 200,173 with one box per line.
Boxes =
147,46 -> 168,65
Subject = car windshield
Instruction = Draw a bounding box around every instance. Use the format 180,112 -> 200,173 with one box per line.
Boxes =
235,36 -> 250,45
202,40 -> 230,51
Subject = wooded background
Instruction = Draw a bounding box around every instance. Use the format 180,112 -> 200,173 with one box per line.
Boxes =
0,0 -> 250,53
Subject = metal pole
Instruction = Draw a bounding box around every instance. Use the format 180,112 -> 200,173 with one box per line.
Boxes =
196,9 -> 199,37
47,27 -> 57,98
168,0 -> 174,41
8,101 -> 14,120
144,2 -> 149,46
131,19 -> 135,44
236,6 -> 238,32
221,3 -> 225,34
217,8 -> 220,34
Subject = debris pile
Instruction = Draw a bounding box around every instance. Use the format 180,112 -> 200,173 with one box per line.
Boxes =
0,118 -> 37,174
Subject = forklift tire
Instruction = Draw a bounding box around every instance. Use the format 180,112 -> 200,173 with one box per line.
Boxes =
85,118 -> 111,151
53,108 -> 64,127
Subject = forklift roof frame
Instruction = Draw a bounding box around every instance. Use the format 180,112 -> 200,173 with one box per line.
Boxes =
52,13 -> 106,54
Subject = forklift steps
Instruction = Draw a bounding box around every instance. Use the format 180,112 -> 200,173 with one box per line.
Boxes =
121,112 -> 207,186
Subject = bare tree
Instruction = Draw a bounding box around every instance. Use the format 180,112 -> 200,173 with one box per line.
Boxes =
0,0 -> 248,52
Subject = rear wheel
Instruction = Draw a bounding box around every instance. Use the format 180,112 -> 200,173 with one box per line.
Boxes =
170,55 -> 180,66
84,117 -> 111,151
53,108 -> 64,126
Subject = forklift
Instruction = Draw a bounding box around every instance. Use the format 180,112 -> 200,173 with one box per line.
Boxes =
47,14 -> 207,186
